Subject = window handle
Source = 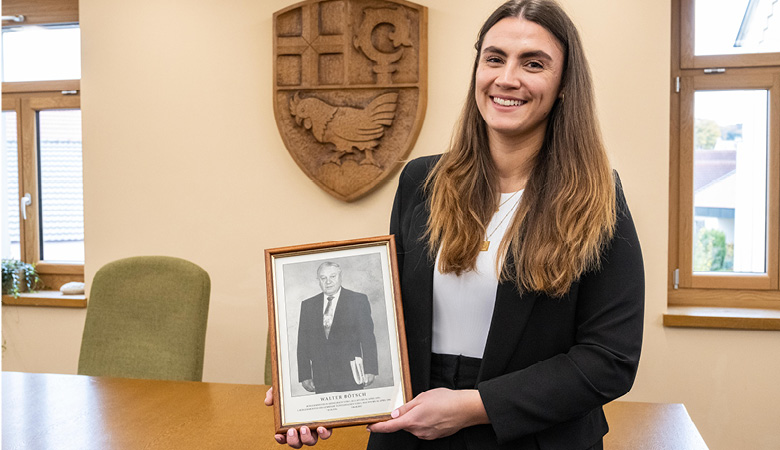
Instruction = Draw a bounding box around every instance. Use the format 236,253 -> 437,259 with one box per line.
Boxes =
20,194 -> 32,220
1,15 -> 25,23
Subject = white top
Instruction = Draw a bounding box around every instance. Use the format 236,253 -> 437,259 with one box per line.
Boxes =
432,190 -> 523,358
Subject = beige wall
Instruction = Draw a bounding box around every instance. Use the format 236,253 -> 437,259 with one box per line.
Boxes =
2,1 -> 779,448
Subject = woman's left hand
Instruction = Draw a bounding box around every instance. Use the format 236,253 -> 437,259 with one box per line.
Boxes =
366,388 -> 489,440
265,387 -> 333,447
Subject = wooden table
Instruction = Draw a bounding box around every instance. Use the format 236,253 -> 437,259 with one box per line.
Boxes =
2,372 -> 707,449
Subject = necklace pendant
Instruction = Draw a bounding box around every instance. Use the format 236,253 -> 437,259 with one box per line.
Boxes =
481,240 -> 490,251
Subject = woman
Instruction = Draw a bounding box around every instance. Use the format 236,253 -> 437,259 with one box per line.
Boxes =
268,0 -> 644,448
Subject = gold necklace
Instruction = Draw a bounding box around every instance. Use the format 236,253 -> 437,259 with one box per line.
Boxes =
481,195 -> 521,251
495,189 -> 522,212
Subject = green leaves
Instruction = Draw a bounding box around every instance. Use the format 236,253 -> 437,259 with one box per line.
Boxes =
1,259 -> 43,298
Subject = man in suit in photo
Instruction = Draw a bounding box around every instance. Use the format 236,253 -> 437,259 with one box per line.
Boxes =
297,261 -> 378,394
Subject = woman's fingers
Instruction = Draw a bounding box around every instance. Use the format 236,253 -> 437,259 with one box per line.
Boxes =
299,426 -> 319,446
316,427 -> 332,440
284,428 -> 303,448
264,387 -> 274,406
366,399 -> 419,433
393,396 -> 419,417
366,388 -> 484,440
273,426 -> 332,447
267,388 -> 332,447
366,416 -> 409,434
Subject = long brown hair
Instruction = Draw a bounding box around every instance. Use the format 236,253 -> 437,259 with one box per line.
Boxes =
426,0 -> 616,297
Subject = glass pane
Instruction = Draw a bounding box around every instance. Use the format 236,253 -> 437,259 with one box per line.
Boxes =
1,24 -> 81,82
695,0 -> 780,56
38,109 -> 84,263
693,90 -> 768,274
2,111 -> 22,260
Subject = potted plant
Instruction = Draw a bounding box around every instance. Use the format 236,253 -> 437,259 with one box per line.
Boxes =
2,259 -> 43,298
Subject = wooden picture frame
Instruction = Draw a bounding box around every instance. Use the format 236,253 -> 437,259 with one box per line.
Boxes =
265,235 -> 412,433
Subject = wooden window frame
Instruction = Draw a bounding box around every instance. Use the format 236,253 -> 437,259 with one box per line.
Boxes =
679,0 -> 780,70
2,0 -> 78,26
667,0 -> 780,329
677,72 -> 780,292
2,86 -> 85,303
2,0 -> 84,307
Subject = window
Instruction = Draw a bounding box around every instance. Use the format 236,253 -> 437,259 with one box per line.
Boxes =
2,23 -> 81,82
2,0 -> 83,294
669,0 -> 780,312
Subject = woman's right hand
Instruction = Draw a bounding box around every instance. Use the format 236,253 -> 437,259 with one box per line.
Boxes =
265,387 -> 333,447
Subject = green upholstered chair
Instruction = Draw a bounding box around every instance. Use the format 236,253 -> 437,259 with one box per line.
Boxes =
78,256 -> 211,381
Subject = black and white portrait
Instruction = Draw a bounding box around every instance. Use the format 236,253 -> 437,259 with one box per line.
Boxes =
283,255 -> 394,397
265,237 -> 411,430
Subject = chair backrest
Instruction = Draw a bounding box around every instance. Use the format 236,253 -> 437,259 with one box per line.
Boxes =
78,256 -> 211,381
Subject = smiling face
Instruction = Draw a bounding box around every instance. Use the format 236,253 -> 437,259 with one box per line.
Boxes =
317,264 -> 342,296
475,16 -> 564,147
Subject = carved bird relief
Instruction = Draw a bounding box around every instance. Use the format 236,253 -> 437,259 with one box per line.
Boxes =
289,92 -> 399,167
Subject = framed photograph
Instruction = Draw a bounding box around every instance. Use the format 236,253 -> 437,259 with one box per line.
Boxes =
265,235 -> 412,433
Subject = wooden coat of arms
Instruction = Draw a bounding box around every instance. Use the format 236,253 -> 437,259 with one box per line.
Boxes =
273,0 -> 427,202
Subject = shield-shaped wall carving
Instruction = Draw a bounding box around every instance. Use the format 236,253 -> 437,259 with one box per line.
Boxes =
273,0 -> 427,202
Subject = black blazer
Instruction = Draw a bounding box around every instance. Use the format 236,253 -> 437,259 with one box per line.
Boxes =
368,155 -> 644,450
297,288 -> 378,394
